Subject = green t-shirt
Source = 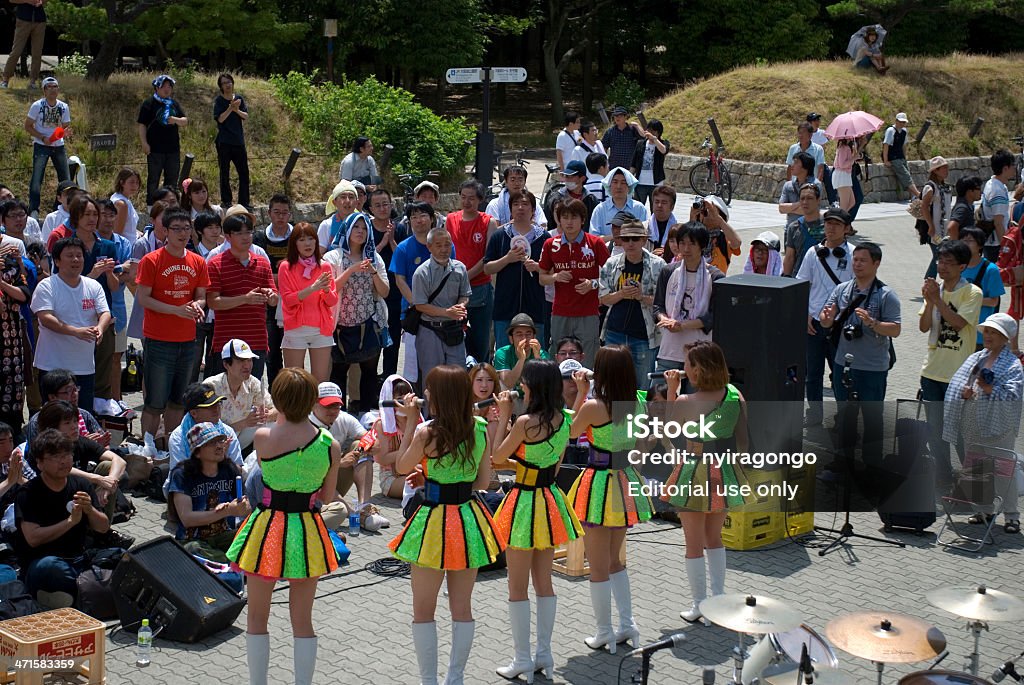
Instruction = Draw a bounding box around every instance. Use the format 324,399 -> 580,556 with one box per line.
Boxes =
493,344 -> 550,371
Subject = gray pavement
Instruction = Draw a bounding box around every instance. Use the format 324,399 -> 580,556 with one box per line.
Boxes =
97,197 -> 1023,685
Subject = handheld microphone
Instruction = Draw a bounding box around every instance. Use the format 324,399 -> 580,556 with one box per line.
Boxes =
474,391 -> 520,409
380,399 -> 426,408
625,632 -> 685,658
648,371 -> 666,380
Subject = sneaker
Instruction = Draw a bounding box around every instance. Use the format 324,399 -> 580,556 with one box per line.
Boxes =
360,503 -> 390,532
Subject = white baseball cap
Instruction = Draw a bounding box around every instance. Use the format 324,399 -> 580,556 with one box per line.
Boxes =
895,112 -> 909,123
221,339 -> 258,360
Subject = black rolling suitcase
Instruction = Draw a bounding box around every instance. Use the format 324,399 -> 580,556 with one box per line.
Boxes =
877,399 -> 937,534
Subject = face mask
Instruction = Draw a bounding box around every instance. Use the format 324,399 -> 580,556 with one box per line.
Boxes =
564,181 -> 579,192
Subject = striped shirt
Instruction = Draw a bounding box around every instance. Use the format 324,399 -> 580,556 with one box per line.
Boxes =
207,250 -> 276,350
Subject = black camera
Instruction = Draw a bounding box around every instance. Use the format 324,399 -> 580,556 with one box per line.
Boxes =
842,323 -> 863,341
2,254 -> 18,273
980,368 -> 996,384
692,197 -> 705,211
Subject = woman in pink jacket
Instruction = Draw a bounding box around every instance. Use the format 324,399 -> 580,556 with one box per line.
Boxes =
279,222 -> 339,381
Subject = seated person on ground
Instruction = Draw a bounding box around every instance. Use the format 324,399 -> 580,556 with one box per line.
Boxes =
204,339 -> 277,453
163,382 -> 244,501
35,400 -> 126,516
367,375 -> 416,500
23,369 -> 106,463
14,429 -> 110,608
167,422 -> 250,563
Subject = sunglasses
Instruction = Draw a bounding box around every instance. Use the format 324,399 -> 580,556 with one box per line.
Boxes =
620,236 -> 645,243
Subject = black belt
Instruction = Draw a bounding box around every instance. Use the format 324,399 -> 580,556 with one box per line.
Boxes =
587,447 -> 631,471
263,487 -> 317,513
423,479 -> 474,505
425,320 -> 461,330
511,463 -> 558,491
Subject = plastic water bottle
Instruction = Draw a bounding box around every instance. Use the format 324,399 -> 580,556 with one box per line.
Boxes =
348,500 -> 360,536
136,618 -> 152,667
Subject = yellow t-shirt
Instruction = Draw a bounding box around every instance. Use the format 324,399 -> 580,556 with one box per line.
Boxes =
919,282 -> 983,383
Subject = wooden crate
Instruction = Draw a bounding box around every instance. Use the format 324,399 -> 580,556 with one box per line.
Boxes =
553,536 -> 627,577
0,608 -> 105,684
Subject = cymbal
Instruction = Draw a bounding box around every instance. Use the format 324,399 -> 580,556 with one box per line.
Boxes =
764,668 -> 854,685
699,594 -> 802,634
926,584 -> 1024,622
825,612 -> 946,663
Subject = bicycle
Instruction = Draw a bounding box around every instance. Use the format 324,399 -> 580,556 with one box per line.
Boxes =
397,171 -> 440,204
688,136 -> 733,205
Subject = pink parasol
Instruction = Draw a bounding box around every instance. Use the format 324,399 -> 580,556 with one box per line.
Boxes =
823,111 -> 884,140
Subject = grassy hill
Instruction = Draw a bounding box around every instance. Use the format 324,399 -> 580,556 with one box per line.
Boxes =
647,53 -> 1024,163
0,72 -> 337,209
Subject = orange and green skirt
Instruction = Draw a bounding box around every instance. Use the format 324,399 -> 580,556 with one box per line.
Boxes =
567,465 -> 653,528
389,498 -> 505,570
227,508 -> 339,580
494,482 -> 584,550
661,454 -> 754,512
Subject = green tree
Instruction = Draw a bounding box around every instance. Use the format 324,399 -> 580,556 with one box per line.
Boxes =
47,0 -> 168,81
826,0 -> 1024,29
137,0 -> 309,64
542,0 -> 613,126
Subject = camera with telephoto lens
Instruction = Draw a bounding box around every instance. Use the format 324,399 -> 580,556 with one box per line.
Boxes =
842,322 -> 863,341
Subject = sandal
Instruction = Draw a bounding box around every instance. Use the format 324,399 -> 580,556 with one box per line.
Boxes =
1006,520 -> 1021,534
967,513 -> 994,525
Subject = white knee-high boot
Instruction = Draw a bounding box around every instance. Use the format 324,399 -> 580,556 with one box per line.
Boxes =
680,556 -> 707,623
609,570 -> 640,648
533,595 -> 556,679
442,620 -> 475,685
707,546 -> 726,597
293,637 -> 317,685
246,633 -> 270,685
412,622 -> 439,685
584,580 -> 616,654
496,600 -> 534,682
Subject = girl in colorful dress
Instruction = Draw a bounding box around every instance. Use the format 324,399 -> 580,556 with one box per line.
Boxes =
492,360 -> 583,681
389,365 -> 505,685
227,368 -> 342,685
663,340 -> 749,624
566,345 -> 652,653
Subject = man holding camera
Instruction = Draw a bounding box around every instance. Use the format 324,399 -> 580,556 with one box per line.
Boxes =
819,243 -> 901,471
796,207 -> 855,427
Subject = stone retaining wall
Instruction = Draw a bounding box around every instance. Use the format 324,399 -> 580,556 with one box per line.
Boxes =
663,153 -> 990,204
248,194 -> 462,227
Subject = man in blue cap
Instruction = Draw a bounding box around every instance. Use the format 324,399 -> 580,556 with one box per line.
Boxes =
137,74 -> 188,204
543,160 -> 598,228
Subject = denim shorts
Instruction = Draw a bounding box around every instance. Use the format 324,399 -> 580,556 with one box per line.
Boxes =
143,338 -> 196,410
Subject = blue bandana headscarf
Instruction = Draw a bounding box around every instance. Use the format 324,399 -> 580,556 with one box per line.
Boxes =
152,75 -> 177,125
339,212 -> 376,262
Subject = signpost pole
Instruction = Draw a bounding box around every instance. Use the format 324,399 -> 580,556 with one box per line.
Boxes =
477,67 -> 493,186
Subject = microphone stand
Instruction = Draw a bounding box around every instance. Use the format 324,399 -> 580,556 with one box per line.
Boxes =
816,353 -> 905,555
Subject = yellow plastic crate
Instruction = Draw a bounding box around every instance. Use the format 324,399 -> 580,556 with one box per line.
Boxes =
783,511 -> 815,537
722,511 -> 783,550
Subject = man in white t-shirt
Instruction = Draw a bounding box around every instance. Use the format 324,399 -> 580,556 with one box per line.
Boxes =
555,111 -> 580,170
980,148 -> 1016,262
30,236 -> 111,415
25,78 -> 72,217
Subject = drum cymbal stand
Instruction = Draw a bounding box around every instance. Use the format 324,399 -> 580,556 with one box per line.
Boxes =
964,620 -> 988,676
871,661 -> 885,685
731,631 -> 748,685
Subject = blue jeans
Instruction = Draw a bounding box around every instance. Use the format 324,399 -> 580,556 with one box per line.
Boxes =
805,319 -> 835,421
29,143 -> 70,215
493,319 -> 545,355
832,365 -> 888,469
143,338 -> 198,411
920,376 -> 953,485
25,555 -> 85,599
466,282 -> 494,363
605,329 -> 652,390
654,357 -> 695,394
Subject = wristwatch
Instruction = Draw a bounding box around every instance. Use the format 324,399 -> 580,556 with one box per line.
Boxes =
590,279 -> 599,291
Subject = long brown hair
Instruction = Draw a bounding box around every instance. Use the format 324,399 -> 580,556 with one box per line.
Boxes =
425,365 -> 476,468
592,345 -> 637,414
685,340 -> 730,391
184,178 -> 213,213
286,222 -> 321,265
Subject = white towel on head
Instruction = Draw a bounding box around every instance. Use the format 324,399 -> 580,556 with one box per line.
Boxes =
379,373 -> 405,435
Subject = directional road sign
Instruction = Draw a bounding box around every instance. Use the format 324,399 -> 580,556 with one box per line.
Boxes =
490,67 -> 527,83
446,68 -> 483,84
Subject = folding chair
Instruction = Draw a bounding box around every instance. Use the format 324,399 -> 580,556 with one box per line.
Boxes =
937,443 -> 1020,552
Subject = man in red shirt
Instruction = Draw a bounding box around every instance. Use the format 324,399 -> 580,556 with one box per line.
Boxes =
207,213 -> 278,378
135,207 -> 209,438
445,180 -> 498,362
540,198 -> 610,365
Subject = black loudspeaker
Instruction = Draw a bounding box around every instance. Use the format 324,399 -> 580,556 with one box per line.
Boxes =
712,275 -> 809,454
111,536 -> 245,643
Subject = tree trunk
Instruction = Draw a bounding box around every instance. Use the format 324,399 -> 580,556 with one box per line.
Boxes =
543,41 -> 564,127
582,19 -> 594,113
86,34 -> 123,82
638,44 -> 646,87
435,76 -> 446,112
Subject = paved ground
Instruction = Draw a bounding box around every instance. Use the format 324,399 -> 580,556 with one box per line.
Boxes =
89,177 -> 1021,684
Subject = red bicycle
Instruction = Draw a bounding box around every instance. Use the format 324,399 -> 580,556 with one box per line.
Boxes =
688,119 -> 733,205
